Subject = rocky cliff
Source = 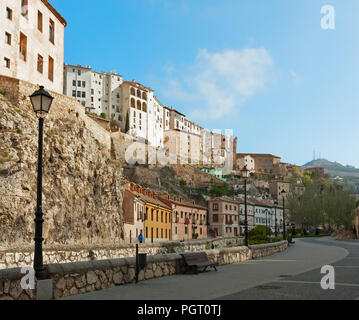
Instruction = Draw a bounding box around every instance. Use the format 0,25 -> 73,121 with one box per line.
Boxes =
0,87 -> 125,248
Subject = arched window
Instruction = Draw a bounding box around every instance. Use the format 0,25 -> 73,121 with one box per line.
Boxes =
131,98 -> 135,108
137,90 -> 141,98
130,87 -> 135,96
142,102 -> 147,112
142,92 -> 147,100
137,100 -> 141,110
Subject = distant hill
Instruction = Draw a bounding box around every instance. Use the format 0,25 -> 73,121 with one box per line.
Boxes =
302,159 -> 359,193
303,159 -> 359,177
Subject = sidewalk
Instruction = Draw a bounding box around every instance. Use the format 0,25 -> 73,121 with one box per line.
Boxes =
62,238 -> 347,300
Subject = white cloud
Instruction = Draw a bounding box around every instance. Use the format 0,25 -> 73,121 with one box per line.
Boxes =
162,48 -> 274,120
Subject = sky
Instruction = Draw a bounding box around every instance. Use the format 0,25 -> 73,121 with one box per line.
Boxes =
52,0 -> 359,167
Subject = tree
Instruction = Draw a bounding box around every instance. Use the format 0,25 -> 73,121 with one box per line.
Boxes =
209,185 -> 228,197
288,177 -> 356,232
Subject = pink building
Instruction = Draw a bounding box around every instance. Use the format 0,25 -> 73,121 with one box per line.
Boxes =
159,194 -> 208,241
208,197 -> 240,237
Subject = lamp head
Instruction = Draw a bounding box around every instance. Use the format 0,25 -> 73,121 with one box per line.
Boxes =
29,86 -> 54,118
240,165 -> 249,179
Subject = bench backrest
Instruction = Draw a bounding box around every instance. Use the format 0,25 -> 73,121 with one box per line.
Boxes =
182,252 -> 209,265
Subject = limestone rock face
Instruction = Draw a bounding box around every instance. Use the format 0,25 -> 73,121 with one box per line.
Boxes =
0,93 -> 125,247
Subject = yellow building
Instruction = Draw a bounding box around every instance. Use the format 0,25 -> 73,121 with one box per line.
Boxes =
144,197 -> 172,243
125,182 -> 172,243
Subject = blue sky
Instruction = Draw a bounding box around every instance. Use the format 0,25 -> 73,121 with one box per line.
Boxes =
52,0 -> 359,167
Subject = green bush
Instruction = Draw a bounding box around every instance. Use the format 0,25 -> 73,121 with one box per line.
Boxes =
248,225 -> 272,241
100,112 -> 107,119
166,245 -> 176,254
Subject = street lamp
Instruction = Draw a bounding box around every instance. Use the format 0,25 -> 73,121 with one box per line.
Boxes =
274,200 -> 278,236
240,165 -> 250,246
264,209 -> 269,237
29,86 -> 54,280
280,189 -> 287,240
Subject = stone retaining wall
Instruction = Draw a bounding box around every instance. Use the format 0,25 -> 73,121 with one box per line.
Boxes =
0,236 -> 243,270
0,240 -> 287,300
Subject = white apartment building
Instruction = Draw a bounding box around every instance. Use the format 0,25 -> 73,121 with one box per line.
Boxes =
63,64 -> 123,120
1,0 -> 66,93
253,200 -> 283,233
237,155 -> 255,173
119,81 -> 163,148
148,95 -> 163,148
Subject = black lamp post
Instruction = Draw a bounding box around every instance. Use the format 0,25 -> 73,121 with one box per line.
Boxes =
241,165 -> 250,246
280,189 -> 287,240
274,200 -> 278,236
29,86 -> 54,280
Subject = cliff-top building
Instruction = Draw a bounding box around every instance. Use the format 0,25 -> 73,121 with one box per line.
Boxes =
63,64 -> 123,120
1,0 -> 67,93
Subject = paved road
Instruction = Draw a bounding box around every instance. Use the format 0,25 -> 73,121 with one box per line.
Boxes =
63,237 -> 359,300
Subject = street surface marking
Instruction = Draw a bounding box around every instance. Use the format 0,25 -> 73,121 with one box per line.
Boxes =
279,280 -> 359,287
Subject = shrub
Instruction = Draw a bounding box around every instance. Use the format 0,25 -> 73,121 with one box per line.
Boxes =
248,225 -> 272,241
0,88 -> 6,95
166,245 -> 176,254
179,179 -> 187,187
100,112 -> 107,119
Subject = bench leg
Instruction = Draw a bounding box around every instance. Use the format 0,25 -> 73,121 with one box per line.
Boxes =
213,266 -> 217,272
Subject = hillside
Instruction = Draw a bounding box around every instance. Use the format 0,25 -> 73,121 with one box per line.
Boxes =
0,83 -> 125,248
303,159 -> 359,177
303,158 -> 359,193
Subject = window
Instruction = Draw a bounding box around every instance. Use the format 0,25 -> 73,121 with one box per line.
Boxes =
77,80 -> 81,87
175,227 -> 177,234
37,54 -> 43,73
21,0 -> 28,17
77,91 -> 81,97
5,32 -> 11,45
165,229 -> 167,238
38,11 -> 43,32
19,32 -> 27,61
156,210 -> 158,222
82,92 -> 86,98
48,56 -> 54,81
78,69 -> 81,76
72,80 -> 76,86
82,81 -> 85,88
161,211 -> 163,223
156,228 -> 158,238
49,19 -> 55,44
72,91 -> 76,97
6,7 -> 12,20
3,58 -> 10,69
213,214 -> 219,222
161,229 -> 163,239
213,203 -> 218,211
185,227 -> 188,234
91,89 -> 94,95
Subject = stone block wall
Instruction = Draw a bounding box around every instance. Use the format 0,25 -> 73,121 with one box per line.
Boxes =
0,240 -> 287,300
0,236 -> 244,270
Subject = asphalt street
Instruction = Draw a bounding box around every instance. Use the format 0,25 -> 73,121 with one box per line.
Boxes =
63,237 -> 358,300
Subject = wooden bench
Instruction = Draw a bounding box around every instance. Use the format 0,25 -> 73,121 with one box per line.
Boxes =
181,252 -> 219,274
